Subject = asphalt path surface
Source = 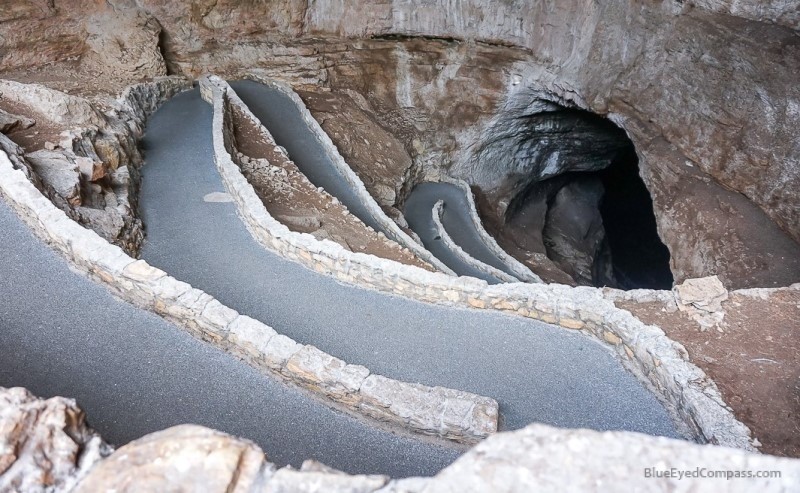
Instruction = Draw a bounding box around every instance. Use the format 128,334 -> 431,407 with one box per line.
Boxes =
231,80 -> 385,234
139,88 -> 680,446
404,182 -> 513,283
0,196 -> 461,477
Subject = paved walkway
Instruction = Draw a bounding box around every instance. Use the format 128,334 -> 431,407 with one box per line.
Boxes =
404,182 -> 513,283
0,196 -> 467,476
139,89 -> 679,442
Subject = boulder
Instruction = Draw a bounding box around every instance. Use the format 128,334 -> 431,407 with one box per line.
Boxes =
26,150 -> 82,206
0,108 -> 34,134
0,387 -> 110,493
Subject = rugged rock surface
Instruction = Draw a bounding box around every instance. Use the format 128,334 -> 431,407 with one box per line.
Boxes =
0,108 -> 34,134
0,77 -> 190,254
1,388 -> 796,492
0,387 -> 110,493
2,0 -> 798,287
73,425 -> 270,493
299,89 -> 419,212
542,177 -> 610,287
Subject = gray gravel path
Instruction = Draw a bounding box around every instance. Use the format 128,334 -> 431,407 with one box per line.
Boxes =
231,80 -> 384,234
0,196 -> 462,477
140,88 -> 680,441
404,182 -> 507,283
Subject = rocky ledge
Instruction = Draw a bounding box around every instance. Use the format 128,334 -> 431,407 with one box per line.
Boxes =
2,387 -> 798,493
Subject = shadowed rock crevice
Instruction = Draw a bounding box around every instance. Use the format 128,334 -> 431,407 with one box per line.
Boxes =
471,101 -> 673,289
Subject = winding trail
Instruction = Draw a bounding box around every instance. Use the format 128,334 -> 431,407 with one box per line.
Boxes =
0,196 -> 460,477
140,88 -> 679,440
232,80 -> 530,284
231,80 -> 384,232
404,182 -> 517,283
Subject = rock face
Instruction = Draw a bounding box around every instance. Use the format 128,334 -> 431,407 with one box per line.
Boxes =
2,0 -> 797,288
73,425 -> 270,493
1,388 -> 796,492
0,77 -> 190,254
25,150 -> 83,206
82,6 -> 167,85
0,387 -> 110,493
0,109 -> 34,134
299,89 -> 418,212
424,422 -> 800,492
461,102 -> 634,286
542,177 -> 609,287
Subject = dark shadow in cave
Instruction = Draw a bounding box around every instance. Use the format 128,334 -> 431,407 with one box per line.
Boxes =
498,106 -> 673,290
597,147 -> 674,290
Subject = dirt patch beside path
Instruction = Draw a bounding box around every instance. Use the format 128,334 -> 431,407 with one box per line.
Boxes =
618,288 -> 800,457
230,102 -> 433,270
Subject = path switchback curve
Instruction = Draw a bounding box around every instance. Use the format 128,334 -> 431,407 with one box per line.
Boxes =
139,87 -> 680,445
0,195 -> 460,477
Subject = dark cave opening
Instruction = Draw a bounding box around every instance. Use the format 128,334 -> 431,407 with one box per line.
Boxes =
597,147 -> 674,290
496,106 -> 673,290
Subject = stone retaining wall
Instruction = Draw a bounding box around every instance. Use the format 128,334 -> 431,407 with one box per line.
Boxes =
0,131 -> 498,443
202,75 -> 756,451
240,73 -> 454,274
439,175 -> 542,283
432,199 -> 518,283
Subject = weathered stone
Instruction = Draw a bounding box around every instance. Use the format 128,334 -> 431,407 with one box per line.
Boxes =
559,318 -> 584,330
75,156 -> 105,182
122,259 -> 167,283
0,387 -> 110,493
228,315 -> 278,360
199,299 -> 238,332
286,346 -> 370,402
268,467 -> 388,492
422,422 -> 800,492
26,150 -> 81,206
675,276 -> 729,312
264,334 -> 303,370
603,331 -> 622,345
74,425 -> 266,493
0,108 -> 34,133
358,375 -> 498,442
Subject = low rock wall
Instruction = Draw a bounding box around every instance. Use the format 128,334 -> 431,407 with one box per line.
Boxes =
439,175 -> 542,283
432,199 -> 517,283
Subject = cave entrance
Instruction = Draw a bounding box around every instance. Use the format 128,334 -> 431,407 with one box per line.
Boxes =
496,105 -> 673,290
596,147 -> 674,290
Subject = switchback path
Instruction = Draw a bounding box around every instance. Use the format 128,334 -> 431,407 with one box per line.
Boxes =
0,196 -> 460,477
139,88 -> 679,446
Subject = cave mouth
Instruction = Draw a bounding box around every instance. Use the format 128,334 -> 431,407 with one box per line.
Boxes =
595,147 -> 674,290
497,105 -> 674,290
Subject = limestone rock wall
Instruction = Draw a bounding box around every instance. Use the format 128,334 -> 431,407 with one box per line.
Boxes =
3,2 -> 796,287
0,387 -> 111,493
3,391 -> 798,492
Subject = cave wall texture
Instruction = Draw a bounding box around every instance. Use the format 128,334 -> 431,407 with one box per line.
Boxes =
1,0 -> 798,288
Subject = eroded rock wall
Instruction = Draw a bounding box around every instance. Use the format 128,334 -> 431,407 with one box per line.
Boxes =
1,0 -> 797,287
3,388 -> 798,492
0,387 -> 111,493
